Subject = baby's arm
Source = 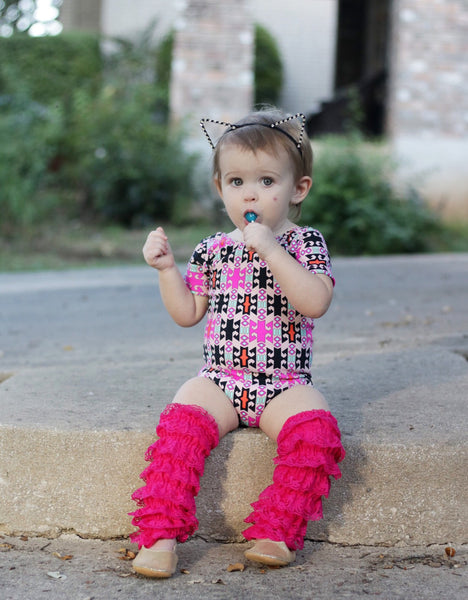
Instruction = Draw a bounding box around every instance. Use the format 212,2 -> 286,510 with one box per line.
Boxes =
243,223 -> 333,318
268,252 -> 333,318
143,227 -> 208,326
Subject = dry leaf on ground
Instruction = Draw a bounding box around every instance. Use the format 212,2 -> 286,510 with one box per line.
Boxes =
53,552 -> 73,560
117,548 -> 136,560
227,562 -> 245,572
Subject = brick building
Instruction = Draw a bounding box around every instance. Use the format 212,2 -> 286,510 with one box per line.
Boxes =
60,0 -> 468,218
60,0 -> 339,120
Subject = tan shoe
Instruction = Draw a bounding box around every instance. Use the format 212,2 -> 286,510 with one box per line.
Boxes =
244,539 -> 296,566
132,546 -> 178,578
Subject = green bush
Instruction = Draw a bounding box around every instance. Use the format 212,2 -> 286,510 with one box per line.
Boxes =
156,23 -> 283,111
0,28 -> 197,231
0,94 -> 62,236
0,32 -> 102,104
300,136 -> 441,255
154,29 -> 172,120
254,24 -> 283,106
57,36 -> 195,227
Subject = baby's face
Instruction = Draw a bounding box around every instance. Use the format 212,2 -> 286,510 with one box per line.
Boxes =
215,143 -> 300,235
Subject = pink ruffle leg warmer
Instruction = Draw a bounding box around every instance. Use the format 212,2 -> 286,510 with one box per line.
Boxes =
243,410 -> 345,550
129,403 -> 219,549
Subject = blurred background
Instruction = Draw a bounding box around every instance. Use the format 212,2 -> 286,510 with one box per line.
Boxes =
1,0 -> 467,270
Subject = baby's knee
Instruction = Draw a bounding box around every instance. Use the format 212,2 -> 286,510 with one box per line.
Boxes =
172,377 -> 238,437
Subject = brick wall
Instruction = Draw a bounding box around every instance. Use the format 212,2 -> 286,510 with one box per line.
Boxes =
388,0 -> 468,218
170,0 -> 254,129
388,0 -> 468,137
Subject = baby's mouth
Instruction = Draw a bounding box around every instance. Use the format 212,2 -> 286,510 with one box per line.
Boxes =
244,211 -> 258,223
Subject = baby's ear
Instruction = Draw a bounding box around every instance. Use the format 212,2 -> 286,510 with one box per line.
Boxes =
291,176 -> 312,204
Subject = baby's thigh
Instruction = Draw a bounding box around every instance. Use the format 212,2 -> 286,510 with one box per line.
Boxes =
259,385 -> 329,441
172,377 -> 239,438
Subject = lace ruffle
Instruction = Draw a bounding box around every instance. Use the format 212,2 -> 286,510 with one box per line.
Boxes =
243,410 -> 345,550
129,403 -> 219,549
277,410 -> 345,458
243,505 -> 308,550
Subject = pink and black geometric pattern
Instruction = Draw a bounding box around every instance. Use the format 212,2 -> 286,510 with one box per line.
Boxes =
185,226 -> 334,426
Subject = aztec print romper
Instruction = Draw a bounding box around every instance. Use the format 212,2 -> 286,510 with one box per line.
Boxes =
184,226 -> 334,427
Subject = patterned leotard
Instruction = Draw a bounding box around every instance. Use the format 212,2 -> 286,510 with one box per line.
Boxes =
184,226 -> 334,427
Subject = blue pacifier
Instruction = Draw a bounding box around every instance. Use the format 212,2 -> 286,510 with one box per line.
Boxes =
245,212 -> 257,222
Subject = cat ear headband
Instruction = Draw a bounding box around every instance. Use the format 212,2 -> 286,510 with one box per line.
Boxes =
200,112 -> 306,156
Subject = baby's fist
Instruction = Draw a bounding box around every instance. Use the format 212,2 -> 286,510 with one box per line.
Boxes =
142,227 -> 174,270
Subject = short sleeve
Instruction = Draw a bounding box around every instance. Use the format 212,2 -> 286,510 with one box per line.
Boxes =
184,237 -> 211,296
290,227 -> 335,285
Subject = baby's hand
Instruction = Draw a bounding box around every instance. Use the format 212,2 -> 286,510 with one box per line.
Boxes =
243,222 -> 278,260
142,227 -> 175,270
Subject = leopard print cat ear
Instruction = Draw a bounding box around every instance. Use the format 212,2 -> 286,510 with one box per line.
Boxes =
200,113 -> 306,156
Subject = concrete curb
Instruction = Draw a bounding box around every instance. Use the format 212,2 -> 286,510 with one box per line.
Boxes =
1,424 -> 466,546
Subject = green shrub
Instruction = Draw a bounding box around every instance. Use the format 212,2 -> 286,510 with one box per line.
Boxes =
58,36 -> 195,227
0,94 -> 62,236
154,29 -> 172,120
156,23 -> 283,111
0,32 -> 102,104
0,28 -> 195,230
254,24 -> 283,106
300,136 -> 441,255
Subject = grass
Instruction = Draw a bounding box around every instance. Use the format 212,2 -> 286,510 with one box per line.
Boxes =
434,221 -> 468,253
0,218 -> 467,273
0,221 -> 215,272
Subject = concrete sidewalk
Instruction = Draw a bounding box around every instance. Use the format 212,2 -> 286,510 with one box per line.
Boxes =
0,254 -> 467,550
1,535 -> 466,599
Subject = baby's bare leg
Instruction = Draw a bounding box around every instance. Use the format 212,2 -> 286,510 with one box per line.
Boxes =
172,376 -> 239,438
259,385 -> 329,441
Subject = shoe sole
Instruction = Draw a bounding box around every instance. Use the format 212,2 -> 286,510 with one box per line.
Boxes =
133,564 -> 174,578
244,549 -> 295,567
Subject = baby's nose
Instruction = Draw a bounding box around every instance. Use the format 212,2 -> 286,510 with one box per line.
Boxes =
244,187 -> 257,201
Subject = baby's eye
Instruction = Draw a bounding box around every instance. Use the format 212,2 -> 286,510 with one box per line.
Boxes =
231,178 -> 243,187
262,177 -> 274,186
